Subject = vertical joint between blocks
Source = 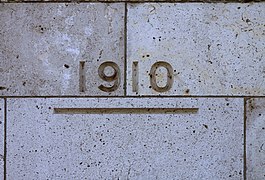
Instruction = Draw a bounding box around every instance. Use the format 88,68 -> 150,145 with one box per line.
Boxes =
124,2 -> 128,97
243,97 -> 247,180
4,98 -> 7,180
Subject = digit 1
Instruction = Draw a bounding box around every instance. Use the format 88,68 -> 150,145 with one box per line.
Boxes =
149,61 -> 174,92
98,61 -> 120,92
79,61 -> 86,92
132,61 -> 139,93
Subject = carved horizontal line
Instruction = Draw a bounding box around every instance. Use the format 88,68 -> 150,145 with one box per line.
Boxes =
54,107 -> 199,114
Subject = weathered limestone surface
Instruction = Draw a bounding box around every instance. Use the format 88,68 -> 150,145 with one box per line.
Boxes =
0,1 -> 264,179
7,98 -> 243,179
127,3 -> 265,96
1,3 -> 264,96
0,0 -> 263,2
0,3 -> 125,96
246,98 -> 265,179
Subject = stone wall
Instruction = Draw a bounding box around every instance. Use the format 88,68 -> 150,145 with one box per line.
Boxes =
0,1 -> 264,179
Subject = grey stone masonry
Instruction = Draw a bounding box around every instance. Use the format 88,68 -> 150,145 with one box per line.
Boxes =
0,3 -> 264,96
0,1 -> 264,180
7,98 -> 243,179
0,3 -> 125,96
246,98 -> 265,179
0,0 -> 264,3
127,3 -> 265,96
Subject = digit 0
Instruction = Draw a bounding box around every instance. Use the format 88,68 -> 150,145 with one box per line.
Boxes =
149,61 -> 174,92
98,61 -> 120,92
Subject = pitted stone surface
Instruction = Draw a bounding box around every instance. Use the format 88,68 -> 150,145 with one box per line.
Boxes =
0,0 -> 263,2
127,3 -> 265,96
0,3 -> 125,96
246,98 -> 265,179
0,99 -> 4,180
7,98 -> 243,179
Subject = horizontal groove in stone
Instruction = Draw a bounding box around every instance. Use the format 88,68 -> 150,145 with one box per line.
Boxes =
54,107 -> 199,114
6,97 -> 244,179
0,0 -> 264,3
1,95 -> 265,98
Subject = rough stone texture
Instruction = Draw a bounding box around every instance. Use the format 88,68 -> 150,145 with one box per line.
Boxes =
0,3 -> 124,96
127,3 -> 265,96
0,0 -> 263,2
246,98 -> 265,179
7,98 -> 243,179
0,99 -> 4,180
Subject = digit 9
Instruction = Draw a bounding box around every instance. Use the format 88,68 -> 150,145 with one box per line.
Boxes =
98,61 -> 120,92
